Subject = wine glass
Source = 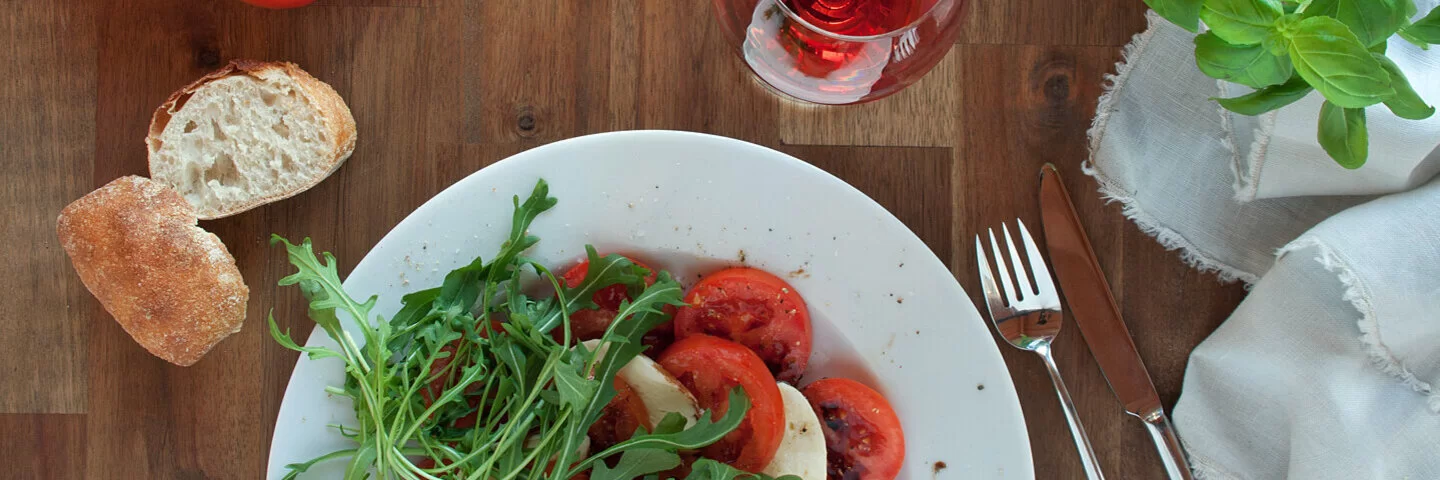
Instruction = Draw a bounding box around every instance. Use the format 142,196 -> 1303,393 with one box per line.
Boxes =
713,0 -> 967,105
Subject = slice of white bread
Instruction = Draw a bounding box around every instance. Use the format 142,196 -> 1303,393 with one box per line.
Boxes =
146,60 -> 356,219
57,176 -> 248,366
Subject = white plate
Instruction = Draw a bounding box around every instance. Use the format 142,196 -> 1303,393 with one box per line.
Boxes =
267,130 -> 1033,479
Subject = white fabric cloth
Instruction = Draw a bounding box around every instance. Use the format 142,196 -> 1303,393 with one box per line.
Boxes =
1085,9 -> 1440,480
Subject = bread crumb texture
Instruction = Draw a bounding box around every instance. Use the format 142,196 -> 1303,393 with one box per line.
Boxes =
147,60 -> 355,219
56,176 -> 248,366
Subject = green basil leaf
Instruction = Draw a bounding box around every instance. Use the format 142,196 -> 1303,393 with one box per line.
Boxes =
1400,5 -> 1440,45
1284,16 -> 1393,107
1262,21 -> 1294,55
1215,75 -> 1314,115
1317,101 -> 1369,169
1195,32 -> 1294,88
590,449 -> 682,480
1144,0 -> 1204,31
1300,0 -> 1412,46
1372,53 -> 1436,120
1201,0 -> 1285,44
1399,28 -> 1433,49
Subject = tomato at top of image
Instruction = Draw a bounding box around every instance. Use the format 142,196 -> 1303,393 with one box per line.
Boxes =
673,267 -> 813,383
238,0 -> 316,8
803,378 -> 905,480
558,255 -> 674,352
657,335 -> 785,473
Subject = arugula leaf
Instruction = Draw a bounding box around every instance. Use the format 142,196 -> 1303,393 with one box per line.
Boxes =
590,449 -> 683,480
682,459 -> 802,480
1283,16 -> 1394,108
1201,0 -> 1285,45
1194,32 -> 1294,88
554,357 -> 601,413
269,312 -> 344,361
1317,101 -> 1369,168
343,444 -> 379,480
279,448 -> 360,480
533,248 -> 650,333
573,388 -> 754,477
651,412 -> 689,435
1215,74 -> 1314,115
436,256 -> 488,316
1373,53 -> 1436,120
1300,0 -> 1412,46
272,178 -> 752,480
1400,5 -> 1440,46
1143,0 -> 1204,32
577,274 -> 687,428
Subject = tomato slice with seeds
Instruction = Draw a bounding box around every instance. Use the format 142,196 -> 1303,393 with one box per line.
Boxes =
673,268 -> 813,383
802,378 -> 905,480
558,256 -> 674,352
587,376 -> 654,453
658,335 -> 784,472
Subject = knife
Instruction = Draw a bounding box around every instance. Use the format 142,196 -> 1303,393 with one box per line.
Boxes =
1038,164 -> 1194,480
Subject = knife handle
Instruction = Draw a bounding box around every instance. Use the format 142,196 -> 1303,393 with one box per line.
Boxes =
1141,410 -> 1194,480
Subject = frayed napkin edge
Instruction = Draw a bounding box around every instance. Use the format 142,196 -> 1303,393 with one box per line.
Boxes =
1279,237 -> 1440,413
1217,97 -> 1278,203
1184,442 -> 1244,480
1085,10 -> 1260,286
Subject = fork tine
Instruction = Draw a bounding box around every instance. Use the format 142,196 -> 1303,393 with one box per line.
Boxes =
1002,222 -> 1032,299
987,228 -> 1018,304
1016,219 -> 1056,297
974,235 -> 1005,315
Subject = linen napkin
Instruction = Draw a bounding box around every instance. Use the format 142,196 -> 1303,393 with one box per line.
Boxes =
1086,9 -> 1440,480
1173,177 -> 1440,479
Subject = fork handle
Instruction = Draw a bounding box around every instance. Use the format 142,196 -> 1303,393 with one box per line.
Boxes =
1038,345 -> 1106,480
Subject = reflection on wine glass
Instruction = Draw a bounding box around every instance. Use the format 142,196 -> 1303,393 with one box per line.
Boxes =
714,0 -> 967,105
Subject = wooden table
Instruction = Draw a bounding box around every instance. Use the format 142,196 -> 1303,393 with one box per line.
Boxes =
3,1 -> 1248,478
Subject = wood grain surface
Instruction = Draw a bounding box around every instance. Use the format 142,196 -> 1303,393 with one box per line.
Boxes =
2,0 -> 1246,478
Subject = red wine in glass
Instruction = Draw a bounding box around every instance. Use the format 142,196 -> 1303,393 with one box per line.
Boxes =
713,0 -> 966,104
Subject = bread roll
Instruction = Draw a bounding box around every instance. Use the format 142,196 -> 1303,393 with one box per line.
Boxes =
146,60 -> 356,219
57,176 -> 248,366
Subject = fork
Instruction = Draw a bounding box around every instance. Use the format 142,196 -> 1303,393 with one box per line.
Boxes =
976,220 -> 1105,480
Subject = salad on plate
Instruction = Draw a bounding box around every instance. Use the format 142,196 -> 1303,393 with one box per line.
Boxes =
269,180 -> 904,480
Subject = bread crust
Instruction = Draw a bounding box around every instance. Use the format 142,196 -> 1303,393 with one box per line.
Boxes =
56,176 -> 249,366
146,59 -> 357,219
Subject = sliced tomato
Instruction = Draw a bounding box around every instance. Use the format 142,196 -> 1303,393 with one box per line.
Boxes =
658,335 -> 784,472
558,256 -> 673,352
673,268 -> 813,383
802,378 -> 905,480
587,376 -> 654,453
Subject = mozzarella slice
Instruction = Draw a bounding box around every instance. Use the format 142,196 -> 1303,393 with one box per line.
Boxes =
580,340 -> 702,429
762,382 -> 827,480
618,353 -> 702,429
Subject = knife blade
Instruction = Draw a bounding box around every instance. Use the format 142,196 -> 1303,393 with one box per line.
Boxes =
1038,164 -> 1193,479
1038,164 -> 1158,415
